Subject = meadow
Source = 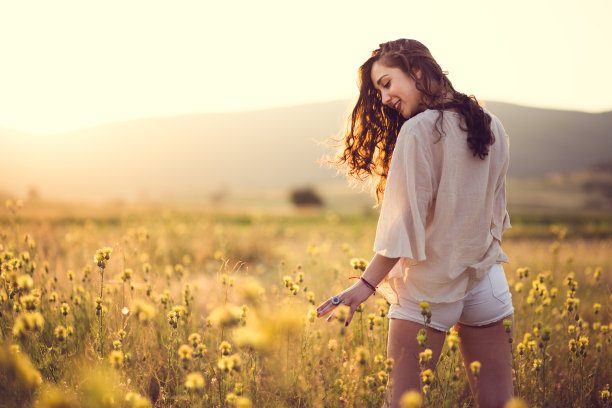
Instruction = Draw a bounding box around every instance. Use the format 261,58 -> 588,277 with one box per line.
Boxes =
0,200 -> 611,407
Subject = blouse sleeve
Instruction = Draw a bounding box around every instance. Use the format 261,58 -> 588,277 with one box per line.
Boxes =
373,125 -> 434,262
490,119 -> 512,242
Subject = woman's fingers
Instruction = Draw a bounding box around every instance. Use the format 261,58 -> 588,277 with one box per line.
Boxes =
345,305 -> 357,327
316,300 -> 333,317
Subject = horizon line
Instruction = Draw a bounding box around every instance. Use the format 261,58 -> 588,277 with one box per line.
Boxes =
2,98 -> 611,136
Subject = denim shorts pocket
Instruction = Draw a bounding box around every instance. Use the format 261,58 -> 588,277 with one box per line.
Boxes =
488,264 -> 511,304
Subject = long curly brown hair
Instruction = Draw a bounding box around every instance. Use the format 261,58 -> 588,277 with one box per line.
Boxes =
334,39 -> 494,203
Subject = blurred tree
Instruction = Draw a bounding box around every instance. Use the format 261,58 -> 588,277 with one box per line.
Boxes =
290,186 -> 324,208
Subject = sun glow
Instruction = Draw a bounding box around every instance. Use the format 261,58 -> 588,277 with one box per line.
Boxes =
0,0 -> 610,134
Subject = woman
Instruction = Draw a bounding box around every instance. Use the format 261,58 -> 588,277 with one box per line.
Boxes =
316,39 -> 514,408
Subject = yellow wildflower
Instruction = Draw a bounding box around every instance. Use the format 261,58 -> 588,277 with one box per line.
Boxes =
219,341 -> 232,356
533,358 -> 542,371
470,361 -> 481,377
178,345 -> 192,362
184,372 -> 204,391
110,350 -> 123,368
188,333 -> 201,348
236,396 -> 252,408
421,369 -> 434,385
355,346 -> 369,365
504,397 -> 529,408
399,390 -> 422,408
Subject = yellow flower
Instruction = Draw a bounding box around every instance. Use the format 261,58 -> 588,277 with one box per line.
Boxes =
417,329 -> 427,347
503,319 -> 512,333
12,313 -> 45,338
594,303 -> 601,314
61,302 -> 70,316
20,295 -> 38,311
125,392 -> 151,408
447,333 -> 459,351
384,358 -> 394,373
209,304 -> 242,328
188,333 -> 201,348
470,361 -> 481,377
355,346 -> 369,365
533,358 -> 542,371
236,396 -> 253,408
219,341 -> 232,356
178,345 -> 192,362
132,299 -> 156,324
94,247 -> 112,269
167,311 -> 178,328
419,301 -> 430,314
16,275 -> 33,292
421,369 -> 434,384
184,372 -> 204,391
419,349 -> 433,366
594,267 -> 601,280
120,268 -> 133,282
400,390 -> 423,408
504,397 -> 529,408
527,340 -> 537,351
328,339 -> 337,352
110,350 -> 123,368
217,356 -> 233,373
377,370 -> 388,385
54,325 -> 67,342
307,308 -> 317,323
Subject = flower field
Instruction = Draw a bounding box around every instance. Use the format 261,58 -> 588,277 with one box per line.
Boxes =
0,201 -> 611,407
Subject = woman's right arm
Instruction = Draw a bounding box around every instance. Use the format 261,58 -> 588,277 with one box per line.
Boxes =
316,253 -> 399,326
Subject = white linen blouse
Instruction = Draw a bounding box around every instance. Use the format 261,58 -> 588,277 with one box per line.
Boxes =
373,108 -> 511,304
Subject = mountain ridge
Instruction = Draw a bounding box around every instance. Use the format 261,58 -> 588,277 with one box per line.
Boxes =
1,100 -> 610,201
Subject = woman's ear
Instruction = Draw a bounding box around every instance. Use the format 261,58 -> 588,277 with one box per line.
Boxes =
414,68 -> 423,80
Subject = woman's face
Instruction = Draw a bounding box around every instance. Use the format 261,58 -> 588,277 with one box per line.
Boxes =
370,60 -> 423,119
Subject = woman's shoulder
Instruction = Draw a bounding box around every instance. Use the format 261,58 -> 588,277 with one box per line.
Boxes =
399,109 -> 458,140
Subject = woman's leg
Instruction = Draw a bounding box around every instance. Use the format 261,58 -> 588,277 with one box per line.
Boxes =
456,314 -> 514,408
387,318 -> 446,408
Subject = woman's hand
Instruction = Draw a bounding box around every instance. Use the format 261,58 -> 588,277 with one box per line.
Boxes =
316,280 -> 375,326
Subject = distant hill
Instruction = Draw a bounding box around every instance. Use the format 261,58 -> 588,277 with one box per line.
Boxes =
483,102 -> 612,177
1,100 -> 610,202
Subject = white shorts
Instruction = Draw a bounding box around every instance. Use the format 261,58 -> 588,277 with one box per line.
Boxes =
388,263 -> 514,332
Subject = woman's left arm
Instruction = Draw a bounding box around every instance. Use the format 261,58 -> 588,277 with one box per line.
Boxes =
316,253 -> 399,326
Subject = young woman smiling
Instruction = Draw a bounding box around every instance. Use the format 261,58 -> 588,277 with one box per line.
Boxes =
317,39 -> 514,408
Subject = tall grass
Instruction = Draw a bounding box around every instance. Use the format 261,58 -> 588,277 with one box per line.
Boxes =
0,201 -> 610,407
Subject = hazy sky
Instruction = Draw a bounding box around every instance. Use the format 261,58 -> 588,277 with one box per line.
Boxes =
1,0 -> 610,134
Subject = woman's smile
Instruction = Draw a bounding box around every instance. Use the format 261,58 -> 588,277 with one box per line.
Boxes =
370,61 -> 423,119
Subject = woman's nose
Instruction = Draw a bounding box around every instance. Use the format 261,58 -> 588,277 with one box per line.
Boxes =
381,91 -> 392,106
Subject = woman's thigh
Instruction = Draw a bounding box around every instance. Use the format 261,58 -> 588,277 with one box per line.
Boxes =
456,314 -> 514,408
387,318 -> 446,406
